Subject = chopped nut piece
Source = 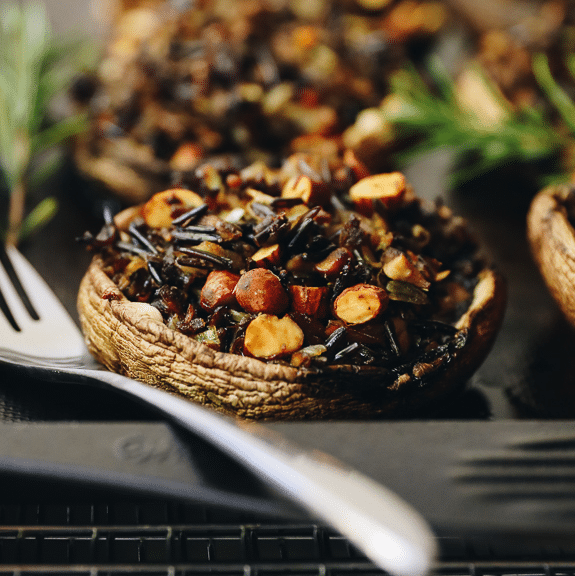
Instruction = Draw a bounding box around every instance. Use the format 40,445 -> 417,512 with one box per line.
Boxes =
435,269 -> 451,281
333,283 -> 389,324
234,268 -> 289,315
244,314 -> 304,359
194,241 -> 228,259
289,285 -> 329,317
281,175 -> 330,207
246,187 -> 276,206
169,142 -> 203,171
251,244 -> 281,267
196,164 -> 224,193
315,247 -> 353,279
349,172 -> 406,214
284,204 -> 312,225
124,257 -> 146,276
200,270 -> 240,311
142,188 -> 204,228
382,249 -> 431,290
114,206 -> 141,231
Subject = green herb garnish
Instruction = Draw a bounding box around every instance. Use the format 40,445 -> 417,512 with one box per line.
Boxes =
382,52 -> 575,190
0,1 -> 90,245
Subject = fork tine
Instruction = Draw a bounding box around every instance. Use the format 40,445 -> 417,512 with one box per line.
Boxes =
0,279 -> 20,331
0,244 -> 88,362
0,244 -> 39,322
0,244 -> 33,332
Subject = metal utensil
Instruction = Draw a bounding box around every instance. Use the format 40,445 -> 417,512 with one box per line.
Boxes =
0,243 -> 437,576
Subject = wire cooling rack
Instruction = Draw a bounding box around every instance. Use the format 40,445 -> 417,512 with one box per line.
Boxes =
0,500 -> 574,575
1,174 -> 574,575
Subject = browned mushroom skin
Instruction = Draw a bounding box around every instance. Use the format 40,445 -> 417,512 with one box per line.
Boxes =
78,259 -> 504,419
77,161 -> 506,420
528,184 -> 575,327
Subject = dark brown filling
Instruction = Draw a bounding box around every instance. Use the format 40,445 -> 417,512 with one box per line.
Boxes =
80,158 -> 484,384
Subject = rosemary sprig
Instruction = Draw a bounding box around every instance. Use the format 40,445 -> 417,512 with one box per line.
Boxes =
382,53 -> 572,190
0,1 -> 90,245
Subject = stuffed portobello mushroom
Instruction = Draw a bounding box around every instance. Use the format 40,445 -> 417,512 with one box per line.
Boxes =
528,184 -> 575,329
78,153 -> 506,420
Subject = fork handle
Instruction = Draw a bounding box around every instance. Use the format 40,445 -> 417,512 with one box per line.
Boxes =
64,365 -> 437,576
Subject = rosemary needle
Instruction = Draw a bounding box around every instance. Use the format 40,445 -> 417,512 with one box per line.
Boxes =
0,1 -> 90,245
382,53 -> 573,190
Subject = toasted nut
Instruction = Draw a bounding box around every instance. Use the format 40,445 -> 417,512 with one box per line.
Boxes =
234,268 -> 289,315
200,270 -> 240,311
284,204 -> 311,225
349,172 -> 406,214
244,314 -> 304,359
124,257 -> 147,276
196,164 -> 224,193
195,241 -> 228,258
382,250 -> 430,290
343,149 -> 371,181
289,285 -> 329,317
435,269 -> 451,281
142,188 -> 204,228
169,142 -> 203,171
315,247 -> 353,279
333,283 -> 389,324
113,206 -> 142,231
251,244 -> 281,267
245,187 -> 276,206
281,175 -> 330,207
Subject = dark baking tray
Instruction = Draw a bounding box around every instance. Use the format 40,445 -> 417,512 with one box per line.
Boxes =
3,158 -> 575,564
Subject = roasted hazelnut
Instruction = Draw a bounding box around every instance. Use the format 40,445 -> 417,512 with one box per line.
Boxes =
315,247 -> 353,279
333,283 -> 389,324
244,314 -> 304,359
382,249 -> 430,290
234,268 -> 289,315
251,244 -> 281,267
200,270 -> 240,311
169,142 -> 203,171
281,175 -> 330,207
349,172 -> 406,215
289,285 -> 329,317
142,188 -> 204,228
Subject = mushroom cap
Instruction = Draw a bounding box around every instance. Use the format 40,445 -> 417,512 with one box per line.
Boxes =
77,255 -> 506,421
528,184 -> 575,327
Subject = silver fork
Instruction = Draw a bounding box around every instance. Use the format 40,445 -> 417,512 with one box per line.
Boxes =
0,243 -> 437,576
